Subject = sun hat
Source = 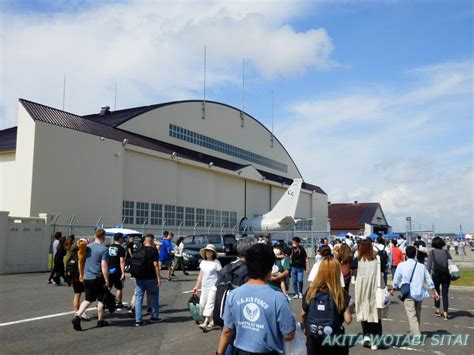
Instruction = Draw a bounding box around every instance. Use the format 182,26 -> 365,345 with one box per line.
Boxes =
199,244 -> 217,259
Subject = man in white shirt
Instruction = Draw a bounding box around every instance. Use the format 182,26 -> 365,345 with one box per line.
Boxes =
392,246 -> 439,336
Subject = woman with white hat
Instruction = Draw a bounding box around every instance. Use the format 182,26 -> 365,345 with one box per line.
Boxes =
192,244 -> 222,331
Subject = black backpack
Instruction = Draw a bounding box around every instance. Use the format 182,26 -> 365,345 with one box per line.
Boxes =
375,246 -> 388,273
129,245 -> 148,279
213,261 -> 249,327
307,290 -> 343,339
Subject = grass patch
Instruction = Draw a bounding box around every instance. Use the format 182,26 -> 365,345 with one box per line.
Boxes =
452,269 -> 474,287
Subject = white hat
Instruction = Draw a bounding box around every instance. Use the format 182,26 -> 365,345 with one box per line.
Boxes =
199,244 -> 217,259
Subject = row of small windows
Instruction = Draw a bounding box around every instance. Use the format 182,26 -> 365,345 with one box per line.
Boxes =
169,124 -> 288,173
295,218 -> 313,231
122,201 -> 238,228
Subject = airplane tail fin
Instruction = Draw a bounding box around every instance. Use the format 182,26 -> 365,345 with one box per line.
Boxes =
264,179 -> 303,221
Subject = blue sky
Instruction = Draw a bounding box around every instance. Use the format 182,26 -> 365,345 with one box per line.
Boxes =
1,0 -> 472,232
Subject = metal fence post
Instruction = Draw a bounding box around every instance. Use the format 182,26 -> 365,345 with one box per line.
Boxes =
178,221 -> 183,238
141,218 -> 148,235
208,223 -> 213,235
68,215 -> 76,236
161,221 -> 167,236
193,223 -> 198,236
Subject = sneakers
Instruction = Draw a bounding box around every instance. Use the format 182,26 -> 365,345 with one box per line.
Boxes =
72,316 -> 82,331
116,302 -> 124,311
150,317 -> 163,323
97,320 -> 109,328
128,309 -> 135,318
286,295 -> 292,302
299,293 -> 303,299
371,344 -> 378,350
198,323 -> 208,329
292,294 -> 299,299
363,335 -> 371,348
203,324 -> 214,332
434,311 -> 441,317
135,321 -> 145,327
81,313 -> 91,321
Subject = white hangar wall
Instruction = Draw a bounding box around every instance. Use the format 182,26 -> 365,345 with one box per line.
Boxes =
29,121 -> 125,225
118,101 -> 301,179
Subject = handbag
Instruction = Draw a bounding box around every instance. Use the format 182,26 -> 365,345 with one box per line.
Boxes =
447,259 -> 461,280
375,256 -> 390,309
399,262 -> 417,301
188,294 -> 204,323
284,323 -> 307,355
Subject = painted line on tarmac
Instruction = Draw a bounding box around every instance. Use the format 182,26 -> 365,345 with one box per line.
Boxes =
421,305 -> 474,313
0,308 -> 97,327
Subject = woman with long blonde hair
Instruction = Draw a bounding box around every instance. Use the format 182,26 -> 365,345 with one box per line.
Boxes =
302,257 -> 351,355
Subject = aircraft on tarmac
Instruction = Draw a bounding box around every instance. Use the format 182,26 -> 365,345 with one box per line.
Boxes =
239,179 -> 303,232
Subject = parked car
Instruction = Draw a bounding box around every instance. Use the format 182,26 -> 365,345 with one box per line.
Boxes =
183,234 -> 238,266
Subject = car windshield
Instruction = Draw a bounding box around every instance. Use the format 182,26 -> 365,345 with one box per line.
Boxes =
206,235 -> 221,244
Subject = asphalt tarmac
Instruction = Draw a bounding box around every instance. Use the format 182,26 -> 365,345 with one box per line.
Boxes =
1,271 -> 473,354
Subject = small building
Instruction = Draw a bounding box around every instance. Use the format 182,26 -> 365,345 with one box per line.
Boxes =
329,202 -> 391,236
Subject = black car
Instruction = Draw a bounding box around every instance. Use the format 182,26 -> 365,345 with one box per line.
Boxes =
182,234 -> 238,266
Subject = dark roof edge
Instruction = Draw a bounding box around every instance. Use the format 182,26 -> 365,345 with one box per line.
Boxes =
19,98 -> 82,119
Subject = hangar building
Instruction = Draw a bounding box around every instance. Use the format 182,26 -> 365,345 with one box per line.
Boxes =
0,99 -> 328,234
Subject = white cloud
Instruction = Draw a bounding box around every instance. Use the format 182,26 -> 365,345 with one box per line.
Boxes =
278,60 -> 473,232
0,0 -> 334,129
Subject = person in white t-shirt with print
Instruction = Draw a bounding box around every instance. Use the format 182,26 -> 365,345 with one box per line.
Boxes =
192,244 -> 222,332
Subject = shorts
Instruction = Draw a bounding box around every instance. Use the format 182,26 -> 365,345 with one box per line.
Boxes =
72,280 -> 85,294
84,278 -> 106,302
109,272 -> 124,290
160,260 -> 173,268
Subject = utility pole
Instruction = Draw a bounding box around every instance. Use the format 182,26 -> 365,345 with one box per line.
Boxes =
406,217 -> 413,244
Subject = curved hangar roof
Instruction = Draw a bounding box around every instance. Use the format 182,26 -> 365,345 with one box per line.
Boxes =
10,98 -> 326,194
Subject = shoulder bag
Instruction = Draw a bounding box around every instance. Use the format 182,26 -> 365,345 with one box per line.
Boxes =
376,256 -> 391,309
399,262 -> 417,301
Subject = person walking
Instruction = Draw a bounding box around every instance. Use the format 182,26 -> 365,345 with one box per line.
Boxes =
427,237 -> 452,320
174,237 -> 189,276
65,239 -> 90,320
192,244 -> 222,332
107,233 -> 126,310
459,240 -> 466,256
289,237 -> 309,299
71,229 -> 110,331
133,234 -> 162,326
336,243 -> 353,293
392,246 -> 439,336
374,237 -> 389,287
268,244 -> 291,300
353,239 -> 383,350
216,243 -> 295,355
390,241 -> 404,279
48,232 -> 62,284
413,236 -> 428,264
51,236 -> 67,285
453,239 -> 459,255
302,257 -> 352,355
159,231 -> 174,281
214,237 -> 257,355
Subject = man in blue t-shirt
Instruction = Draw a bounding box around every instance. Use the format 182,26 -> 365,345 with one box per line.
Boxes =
217,244 -> 296,355
159,231 -> 174,281
72,229 -> 109,331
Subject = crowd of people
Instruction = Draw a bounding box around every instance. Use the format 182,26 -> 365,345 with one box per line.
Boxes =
46,229 -> 458,354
